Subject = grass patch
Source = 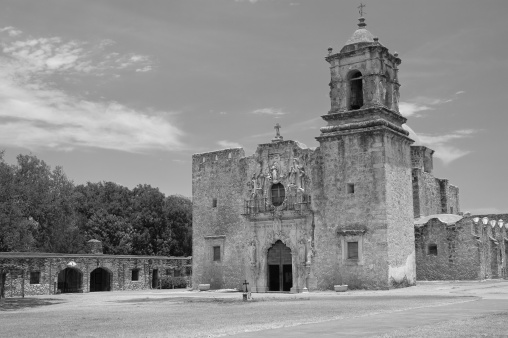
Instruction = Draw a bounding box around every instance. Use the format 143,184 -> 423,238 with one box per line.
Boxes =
0,298 -> 64,311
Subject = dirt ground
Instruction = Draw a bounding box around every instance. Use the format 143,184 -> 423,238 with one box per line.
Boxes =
1,280 -> 508,337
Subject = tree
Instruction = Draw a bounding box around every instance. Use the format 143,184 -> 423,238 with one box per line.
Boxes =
130,184 -> 167,255
164,195 -> 192,256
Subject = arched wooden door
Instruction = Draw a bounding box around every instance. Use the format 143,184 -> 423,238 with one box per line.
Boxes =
267,240 -> 292,291
58,268 -> 83,293
90,267 -> 111,292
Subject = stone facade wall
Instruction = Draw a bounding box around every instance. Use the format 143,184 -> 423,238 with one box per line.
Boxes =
412,169 -> 460,218
385,133 -> 416,287
415,215 -> 507,281
415,218 -> 480,280
0,254 -> 191,297
192,148 -> 246,290
317,131 -> 394,290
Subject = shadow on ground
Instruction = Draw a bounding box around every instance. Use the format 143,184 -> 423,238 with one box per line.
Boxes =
0,298 -> 63,311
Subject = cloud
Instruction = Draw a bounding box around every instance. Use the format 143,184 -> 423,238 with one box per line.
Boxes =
0,28 -> 153,77
399,102 -> 433,117
0,26 -> 22,37
0,29 -> 182,153
418,129 -> 477,165
217,140 -> 242,148
251,107 -> 286,116
399,91 -> 466,118
248,117 -> 320,140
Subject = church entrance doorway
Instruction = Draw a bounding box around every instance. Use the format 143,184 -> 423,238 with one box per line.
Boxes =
90,267 -> 112,292
58,268 -> 83,293
267,240 -> 292,291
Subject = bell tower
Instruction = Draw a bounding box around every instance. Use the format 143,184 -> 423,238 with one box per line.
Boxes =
314,15 -> 416,289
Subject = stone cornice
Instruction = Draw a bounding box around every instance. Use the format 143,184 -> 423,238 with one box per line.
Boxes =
319,118 -> 408,137
316,124 -> 412,143
322,107 -> 407,125
336,229 -> 366,236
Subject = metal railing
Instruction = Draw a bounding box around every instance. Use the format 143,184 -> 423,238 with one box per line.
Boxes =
243,195 -> 311,215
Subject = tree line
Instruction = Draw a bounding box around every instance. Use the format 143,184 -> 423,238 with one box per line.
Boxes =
0,151 -> 192,256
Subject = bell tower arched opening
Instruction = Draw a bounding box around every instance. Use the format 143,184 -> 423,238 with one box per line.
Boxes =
348,71 -> 363,110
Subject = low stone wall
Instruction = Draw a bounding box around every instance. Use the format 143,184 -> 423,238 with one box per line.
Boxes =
0,253 -> 191,297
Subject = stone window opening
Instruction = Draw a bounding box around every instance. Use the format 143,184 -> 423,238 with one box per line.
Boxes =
213,246 -> 221,262
450,206 -> 454,214
212,198 -> 217,208
348,71 -> 363,110
174,269 -> 181,277
347,183 -> 355,194
428,244 -> 438,256
131,269 -> 140,281
166,269 -> 173,277
271,183 -> 286,206
30,271 -> 40,284
202,157 -> 206,163
228,153 -> 232,159
214,154 -> 218,161
347,241 -> 359,260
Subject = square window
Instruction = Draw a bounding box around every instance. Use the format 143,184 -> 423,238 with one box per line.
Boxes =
30,271 -> 40,284
347,183 -> 355,194
174,269 -> 181,277
428,244 -> 438,256
213,246 -> 221,262
166,269 -> 173,276
213,198 -> 217,208
347,242 -> 359,260
132,269 -> 139,281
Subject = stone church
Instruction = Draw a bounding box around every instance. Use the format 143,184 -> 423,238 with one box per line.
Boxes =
192,16 -> 462,292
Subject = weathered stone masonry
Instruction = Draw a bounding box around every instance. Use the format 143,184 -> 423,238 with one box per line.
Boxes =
1,244 -> 191,297
415,214 -> 508,281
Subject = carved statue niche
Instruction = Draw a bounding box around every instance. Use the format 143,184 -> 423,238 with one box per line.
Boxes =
248,240 -> 257,266
306,237 -> 313,265
248,173 -> 257,198
296,162 -> 306,192
298,238 -> 306,265
288,158 -> 298,188
269,162 -> 279,182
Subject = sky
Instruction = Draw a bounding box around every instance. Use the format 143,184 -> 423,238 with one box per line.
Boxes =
0,0 -> 507,214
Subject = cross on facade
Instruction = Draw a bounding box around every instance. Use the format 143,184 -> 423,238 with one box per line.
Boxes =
243,279 -> 249,293
358,3 -> 366,16
274,123 -> 281,138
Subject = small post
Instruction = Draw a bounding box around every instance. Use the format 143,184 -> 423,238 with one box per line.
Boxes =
21,270 -> 25,298
242,280 -> 249,301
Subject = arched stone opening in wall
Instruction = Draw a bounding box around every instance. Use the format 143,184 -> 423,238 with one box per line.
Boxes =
90,267 -> 112,292
58,267 -> 83,293
267,240 -> 292,291
348,70 -> 363,110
